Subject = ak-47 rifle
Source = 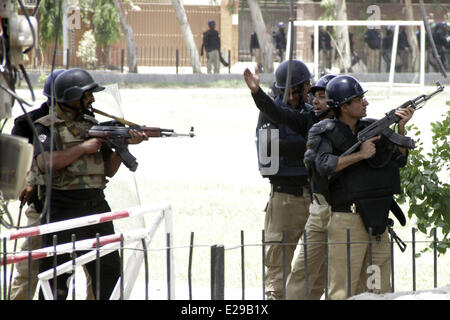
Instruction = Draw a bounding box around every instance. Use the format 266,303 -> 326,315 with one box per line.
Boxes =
341,82 -> 444,157
85,124 -> 195,172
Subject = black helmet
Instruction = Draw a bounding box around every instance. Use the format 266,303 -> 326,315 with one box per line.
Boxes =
325,75 -> 367,107
54,68 -> 104,103
275,60 -> 314,89
43,69 -> 66,98
310,74 -> 336,96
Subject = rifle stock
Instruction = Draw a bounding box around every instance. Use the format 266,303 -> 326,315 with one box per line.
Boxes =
341,82 -> 444,157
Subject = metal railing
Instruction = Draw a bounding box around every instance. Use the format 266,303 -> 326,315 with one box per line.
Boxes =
31,47 -> 236,74
0,226 -> 448,300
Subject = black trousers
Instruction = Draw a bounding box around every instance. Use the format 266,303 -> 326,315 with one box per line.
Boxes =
39,189 -> 121,300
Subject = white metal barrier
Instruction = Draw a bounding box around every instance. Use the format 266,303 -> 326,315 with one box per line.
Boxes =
1,202 -> 175,300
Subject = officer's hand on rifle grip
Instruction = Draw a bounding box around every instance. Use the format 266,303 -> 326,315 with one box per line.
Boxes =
81,138 -> 103,154
359,136 -> 381,159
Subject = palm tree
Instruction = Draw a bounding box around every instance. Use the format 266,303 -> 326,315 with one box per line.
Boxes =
404,0 -> 420,73
113,0 -> 138,73
334,0 -> 352,72
171,0 -> 202,73
247,0 -> 275,73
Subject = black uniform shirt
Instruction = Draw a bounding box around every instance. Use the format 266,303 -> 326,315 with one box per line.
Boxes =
253,88 -> 314,187
251,87 -> 311,138
202,29 -> 220,52
250,32 -> 260,52
11,102 -> 49,143
273,30 -> 286,50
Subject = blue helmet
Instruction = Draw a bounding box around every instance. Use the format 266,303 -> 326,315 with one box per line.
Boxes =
208,20 -> 215,27
326,75 -> 367,107
310,74 -> 336,96
277,22 -> 285,29
435,22 -> 448,30
43,69 -> 66,98
275,60 -> 314,89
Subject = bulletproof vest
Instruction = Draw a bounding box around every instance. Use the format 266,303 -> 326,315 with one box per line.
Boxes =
256,100 -> 311,177
204,29 -> 220,51
304,119 -> 336,201
325,119 -> 401,207
35,114 -> 106,190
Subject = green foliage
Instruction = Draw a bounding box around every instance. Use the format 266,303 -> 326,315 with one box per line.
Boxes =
225,0 -> 238,14
76,30 -> 98,66
319,0 -> 336,20
38,0 -> 63,51
38,72 -> 47,84
397,106 -> 450,255
82,0 -> 122,48
38,0 -> 120,53
318,0 -> 336,36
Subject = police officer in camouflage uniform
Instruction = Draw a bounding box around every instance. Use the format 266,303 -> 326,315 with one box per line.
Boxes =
304,75 -> 414,299
255,60 -> 314,300
10,69 -> 96,300
9,69 -> 62,299
33,68 -> 147,300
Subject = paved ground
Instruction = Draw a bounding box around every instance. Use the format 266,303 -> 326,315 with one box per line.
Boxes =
350,284 -> 450,300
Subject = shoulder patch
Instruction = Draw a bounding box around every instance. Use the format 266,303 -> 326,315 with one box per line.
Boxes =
38,134 -> 47,143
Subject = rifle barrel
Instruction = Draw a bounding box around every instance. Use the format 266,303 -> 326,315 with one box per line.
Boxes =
424,86 -> 444,101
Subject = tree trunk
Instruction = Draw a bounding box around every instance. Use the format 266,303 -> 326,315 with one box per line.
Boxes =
171,0 -> 202,73
334,0 -> 352,73
404,0 -> 419,72
247,0 -> 274,73
106,45 -> 111,67
114,0 -> 138,73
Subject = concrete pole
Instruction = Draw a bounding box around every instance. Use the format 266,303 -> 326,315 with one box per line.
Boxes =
63,0 -> 68,67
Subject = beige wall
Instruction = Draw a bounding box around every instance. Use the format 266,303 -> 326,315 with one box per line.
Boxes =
220,0 -> 239,64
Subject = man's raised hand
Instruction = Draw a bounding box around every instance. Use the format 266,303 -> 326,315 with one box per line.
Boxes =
243,66 -> 260,94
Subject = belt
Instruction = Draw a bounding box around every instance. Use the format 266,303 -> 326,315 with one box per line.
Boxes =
331,203 -> 357,213
272,185 -> 306,197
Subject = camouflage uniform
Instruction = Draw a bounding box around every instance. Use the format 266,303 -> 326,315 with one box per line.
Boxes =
9,166 -> 42,300
33,113 -> 120,300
